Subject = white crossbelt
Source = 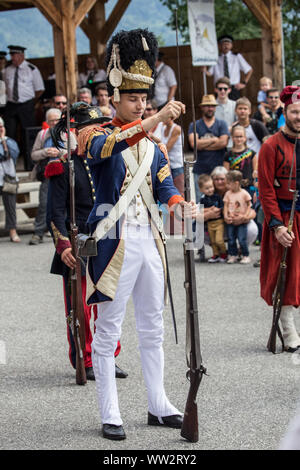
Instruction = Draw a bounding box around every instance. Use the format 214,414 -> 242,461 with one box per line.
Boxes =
94,139 -> 164,242
122,145 -> 165,240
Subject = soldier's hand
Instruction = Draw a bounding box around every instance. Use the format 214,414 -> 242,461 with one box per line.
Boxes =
180,200 -> 197,219
274,226 -> 295,248
61,247 -> 76,269
158,101 -> 185,123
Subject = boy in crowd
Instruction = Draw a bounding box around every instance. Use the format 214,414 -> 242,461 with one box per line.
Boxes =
198,174 -> 227,263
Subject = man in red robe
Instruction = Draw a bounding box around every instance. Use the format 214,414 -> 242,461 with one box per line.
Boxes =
258,85 -> 300,352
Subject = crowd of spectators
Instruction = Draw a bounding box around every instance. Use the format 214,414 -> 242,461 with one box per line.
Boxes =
0,38 -> 286,260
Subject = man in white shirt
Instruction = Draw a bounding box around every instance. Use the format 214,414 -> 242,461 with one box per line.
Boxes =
3,45 -> 45,169
205,35 -> 253,101
153,52 -> 177,109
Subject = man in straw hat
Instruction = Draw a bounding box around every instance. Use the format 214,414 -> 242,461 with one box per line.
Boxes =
188,94 -> 229,205
258,85 -> 300,352
75,29 -> 197,440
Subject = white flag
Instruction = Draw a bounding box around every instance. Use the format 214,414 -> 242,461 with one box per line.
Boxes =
188,0 -> 218,66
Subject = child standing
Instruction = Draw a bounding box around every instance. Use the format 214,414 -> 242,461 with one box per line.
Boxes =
223,170 -> 252,264
198,174 -> 227,263
224,125 -> 257,199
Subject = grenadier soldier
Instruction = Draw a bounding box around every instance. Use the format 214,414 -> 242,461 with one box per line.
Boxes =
46,103 -> 127,381
72,28 -> 197,440
258,85 -> 300,352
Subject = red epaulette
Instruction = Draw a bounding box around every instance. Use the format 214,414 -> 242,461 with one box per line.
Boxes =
44,155 -> 67,179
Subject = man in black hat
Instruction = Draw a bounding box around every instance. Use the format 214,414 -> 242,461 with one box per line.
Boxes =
47,102 -> 127,382
3,45 -> 45,169
204,35 -> 253,101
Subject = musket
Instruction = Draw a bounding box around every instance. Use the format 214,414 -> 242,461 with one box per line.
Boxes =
174,8 -> 207,443
267,137 -> 299,354
66,103 -> 87,385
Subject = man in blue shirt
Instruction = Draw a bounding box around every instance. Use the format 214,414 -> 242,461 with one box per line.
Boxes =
188,94 -> 229,203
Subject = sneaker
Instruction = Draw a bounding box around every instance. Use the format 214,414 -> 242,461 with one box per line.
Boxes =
219,254 -> 227,263
208,256 -> 220,263
240,256 -> 251,264
253,259 -> 261,268
227,255 -> 238,264
29,234 -> 43,245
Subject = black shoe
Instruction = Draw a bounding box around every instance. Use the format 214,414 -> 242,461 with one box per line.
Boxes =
197,247 -> 205,263
147,412 -> 183,429
102,424 -> 126,440
115,364 -> 128,378
285,345 -> 300,353
85,367 -> 95,380
253,259 -> 260,268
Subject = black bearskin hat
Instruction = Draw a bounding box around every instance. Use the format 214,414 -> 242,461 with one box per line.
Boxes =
105,28 -> 158,99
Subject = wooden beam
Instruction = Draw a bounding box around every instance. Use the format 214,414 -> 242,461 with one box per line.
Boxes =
99,0 -> 130,43
61,0 -> 78,103
270,0 -> 283,88
53,24 -> 66,95
74,0 -> 97,27
80,16 -> 92,40
242,0 -> 271,29
31,0 -> 62,28
88,0 -> 106,58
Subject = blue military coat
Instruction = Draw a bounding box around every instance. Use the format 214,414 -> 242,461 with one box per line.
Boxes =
77,118 -> 183,305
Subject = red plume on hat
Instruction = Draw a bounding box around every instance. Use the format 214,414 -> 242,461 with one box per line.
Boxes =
280,85 -> 300,108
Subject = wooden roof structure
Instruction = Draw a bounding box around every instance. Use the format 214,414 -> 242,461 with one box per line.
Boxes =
0,0 -> 285,102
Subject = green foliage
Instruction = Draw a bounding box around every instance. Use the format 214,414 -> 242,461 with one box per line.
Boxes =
159,0 -> 261,43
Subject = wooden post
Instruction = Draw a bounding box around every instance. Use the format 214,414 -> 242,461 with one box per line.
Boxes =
88,0 -> 106,61
53,24 -> 67,95
61,0 -> 78,103
270,0 -> 284,88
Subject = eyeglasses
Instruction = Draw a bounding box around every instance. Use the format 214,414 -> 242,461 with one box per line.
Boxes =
213,177 -> 226,181
268,96 -> 279,99
55,101 -> 67,105
145,108 -> 153,111
217,87 -> 229,91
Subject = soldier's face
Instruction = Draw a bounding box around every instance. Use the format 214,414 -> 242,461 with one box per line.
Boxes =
284,102 -> 300,135
114,93 -> 147,123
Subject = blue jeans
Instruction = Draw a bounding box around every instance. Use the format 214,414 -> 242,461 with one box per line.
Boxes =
227,223 -> 249,256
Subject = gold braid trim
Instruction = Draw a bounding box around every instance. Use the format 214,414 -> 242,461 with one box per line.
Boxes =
157,163 -> 171,183
101,127 -> 121,159
51,222 -> 69,247
77,125 -> 108,156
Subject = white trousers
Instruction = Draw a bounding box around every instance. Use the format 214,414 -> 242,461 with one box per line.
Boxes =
92,224 -> 181,425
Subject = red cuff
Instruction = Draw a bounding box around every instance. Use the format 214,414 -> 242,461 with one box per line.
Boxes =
56,239 -> 71,255
168,195 -> 184,208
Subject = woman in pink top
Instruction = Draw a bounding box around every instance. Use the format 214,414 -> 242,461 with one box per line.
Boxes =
223,170 -> 252,264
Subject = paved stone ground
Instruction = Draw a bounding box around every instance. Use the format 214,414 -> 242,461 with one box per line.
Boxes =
1,230 -> 300,451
